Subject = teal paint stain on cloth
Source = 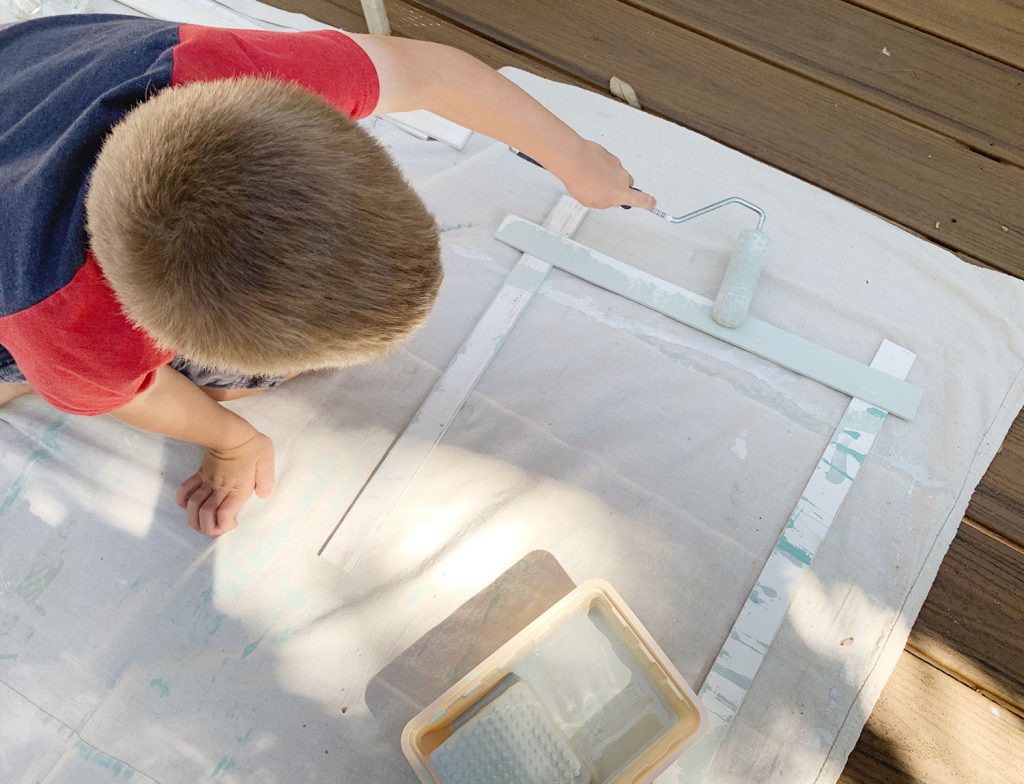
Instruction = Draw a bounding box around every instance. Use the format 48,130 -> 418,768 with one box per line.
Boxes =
149,677 -> 170,698
867,406 -> 887,419
0,415 -> 68,519
236,727 -> 254,744
272,626 -> 301,644
285,589 -> 306,608
73,740 -> 136,779
241,638 -> 262,659
842,429 -> 861,439
776,534 -> 813,566
0,653 -> 17,660
211,756 -> 236,779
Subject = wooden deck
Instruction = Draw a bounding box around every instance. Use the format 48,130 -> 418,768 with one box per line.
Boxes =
278,1 -> 1024,780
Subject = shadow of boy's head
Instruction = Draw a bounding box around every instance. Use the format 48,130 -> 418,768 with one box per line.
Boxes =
87,76 -> 442,376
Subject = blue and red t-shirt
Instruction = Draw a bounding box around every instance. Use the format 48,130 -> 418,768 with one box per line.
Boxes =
0,14 -> 379,415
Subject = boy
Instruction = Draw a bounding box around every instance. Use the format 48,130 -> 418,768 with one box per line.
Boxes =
0,14 -> 654,537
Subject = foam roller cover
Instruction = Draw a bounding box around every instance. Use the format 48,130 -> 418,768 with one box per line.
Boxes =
712,229 -> 769,328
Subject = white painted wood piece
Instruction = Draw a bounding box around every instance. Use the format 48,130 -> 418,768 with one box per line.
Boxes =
319,197 -> 590,570
211,0 -> 333,30
117,0 -> 263,27
359,0 -> 390,35
663,339 -> 916,783
383,112 -> 474,149
493,216 -> 923,421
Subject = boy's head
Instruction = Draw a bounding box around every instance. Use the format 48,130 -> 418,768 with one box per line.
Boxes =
86,77 -> 441,376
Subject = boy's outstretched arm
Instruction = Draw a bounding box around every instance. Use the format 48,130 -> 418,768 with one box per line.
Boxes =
112,366 -> 274,537
351,35 -> 657,211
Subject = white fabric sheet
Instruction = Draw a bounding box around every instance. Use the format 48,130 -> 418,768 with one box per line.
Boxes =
2,3 -> 1024,783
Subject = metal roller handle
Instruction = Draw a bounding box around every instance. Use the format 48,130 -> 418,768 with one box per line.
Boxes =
650,197 -> 766,231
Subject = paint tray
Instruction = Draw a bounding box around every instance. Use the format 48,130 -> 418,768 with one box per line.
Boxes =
402,579 -> 705,783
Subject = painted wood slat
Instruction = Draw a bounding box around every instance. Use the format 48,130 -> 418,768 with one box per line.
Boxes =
383,112 -> 474,149
665,339 -> 916,782
318,197 -> 589,570
494,216 -> 923,420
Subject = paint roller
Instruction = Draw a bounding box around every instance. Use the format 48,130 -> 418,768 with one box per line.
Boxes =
649,197 -> 768,328
511,148 -> 769,328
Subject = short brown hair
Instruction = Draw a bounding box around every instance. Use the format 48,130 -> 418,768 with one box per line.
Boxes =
86,77 -> 441,375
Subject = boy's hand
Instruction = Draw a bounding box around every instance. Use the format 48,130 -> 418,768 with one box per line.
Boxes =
352,37 -> 657,212
555,140 -> 657,211
175,432 -> 276,536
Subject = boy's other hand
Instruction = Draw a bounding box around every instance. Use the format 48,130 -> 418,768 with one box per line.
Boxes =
175,432 -> 276,536
556,140 -> 657,211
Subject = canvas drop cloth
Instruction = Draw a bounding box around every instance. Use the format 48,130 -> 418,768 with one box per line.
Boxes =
2,3 -> 1024,783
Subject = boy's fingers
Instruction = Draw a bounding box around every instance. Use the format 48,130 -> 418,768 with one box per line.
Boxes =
188,485 -> 214,534
254,454 -> 276,499
215,492 -> 245,534
198,489 -> 225,537
622,187 -> 656,210
176,473 -> 203,508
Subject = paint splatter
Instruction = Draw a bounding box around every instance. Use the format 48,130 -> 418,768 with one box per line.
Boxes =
731,432 -> 748,460
73,740 -> 136,779
210,756 -> 236,779
0,415 -> 67,519
149,677 -> 170,698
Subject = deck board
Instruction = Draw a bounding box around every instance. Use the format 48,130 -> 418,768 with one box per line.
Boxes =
848,0 -> 1024,70
967,411 -> 1024,547
633,0 -> 1024,167
839,651 -> 1024,784
909,522 -> 1024,714
276,0 -> 1024,779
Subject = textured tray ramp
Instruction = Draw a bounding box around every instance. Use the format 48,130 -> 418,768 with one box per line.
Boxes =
429,681 -> 590,784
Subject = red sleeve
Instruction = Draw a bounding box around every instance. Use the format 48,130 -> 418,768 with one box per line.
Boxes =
172,26 -> 380,119
0,254 -> 174,416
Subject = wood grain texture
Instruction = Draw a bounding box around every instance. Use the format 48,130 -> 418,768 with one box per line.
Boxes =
274,0 -> 586,84
968,411 -> 1024,548
840,651 -> 1024,784
630,0 -> 1024,167
409,0 -> 1024,278
848,0 -> 1024,71
269,0 -> 367,30
909,522 -> 1024,713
